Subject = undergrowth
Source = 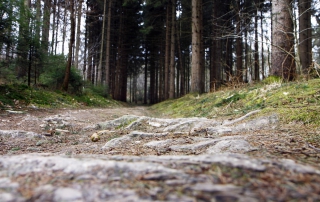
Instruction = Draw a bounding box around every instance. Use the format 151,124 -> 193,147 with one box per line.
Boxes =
0,84 -> 120,109
151,78 -> 320,127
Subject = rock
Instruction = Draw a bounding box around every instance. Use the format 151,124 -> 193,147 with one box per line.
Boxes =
206,139 -> 257,154
53,187 -> 83,202
101,131 -> 168,150
90,133 -> 100,142
190,182 -> 242,193
1,110 -> 320,201
143,139 -> 174,149
0,130 -> 42,138
6,110 -> 25,114
277,159 -> 320,174
97,115 -> 140,129
206,126 -> 233,135
169,136 -> 242,152
0,193 -> 22,202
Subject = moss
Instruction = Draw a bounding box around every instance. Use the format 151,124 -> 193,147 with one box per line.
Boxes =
152,78 -> 320,127
0,84 -> 120,109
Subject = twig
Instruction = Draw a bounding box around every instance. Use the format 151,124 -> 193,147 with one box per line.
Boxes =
223,109 -> 261,126
306,142 -> 320,153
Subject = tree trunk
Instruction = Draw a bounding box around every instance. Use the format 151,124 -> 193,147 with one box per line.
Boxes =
105,0 -> 113,89
298,0 -> 312,75
144,46 -> 148,104
75,0 -> 83,70
51,0 -> 57,54
97,0 -> 106,84
191,0 -> 203,93
41,0 -> 50,56
169,0 -> 176,99
114,2 -> 128,102
254,4 -> 260,81
164,1 -> 172,99
16,0 -> 31,78
55,2 -> 61,55
271,0 -> 296,81
260,8 -> 265,79
177,23 -> 185,96
150,52 -> 156,104
210,1 -> 221,91
235,1 -> 243,82
62,0 -> 75,91
62,6 -> 67,54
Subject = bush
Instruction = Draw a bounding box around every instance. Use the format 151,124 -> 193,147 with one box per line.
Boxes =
262,76 -> 282,84
39,55 -> 83,94
83,82 -> 110,98
0,62 -> 17,84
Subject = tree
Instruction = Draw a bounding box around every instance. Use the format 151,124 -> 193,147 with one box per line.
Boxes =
105,0 -> 113,90
75,0 -> 84,70
298,0 -> 312,74
210,0 -> 222,91
191,0 -> 204,93
62,0 -> 76,91
169,0 -> 176,99
271,0 -> 296,81
235,0 -> 243,82
41,0 -> 50,56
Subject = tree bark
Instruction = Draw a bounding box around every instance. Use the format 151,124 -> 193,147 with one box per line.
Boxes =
169,0 -> 176,99
271,0 -> 296,81
191,0 -> 203,93
177,22 -> 185,96
61,6 -> 67,54
75,0 -> 83,71
41,0 -> 50,56
254,3 -> 260,81
105,0 -> 113,89
62,0 -> 75,91
210,1 -> 221,91
235,0 -> 243,82
51,0 -> 57,54
298,0 -> 312,75
260,7 -> 265,79
164,1 -> 172,99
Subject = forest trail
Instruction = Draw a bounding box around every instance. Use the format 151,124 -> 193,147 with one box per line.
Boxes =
0,106 -> 320,201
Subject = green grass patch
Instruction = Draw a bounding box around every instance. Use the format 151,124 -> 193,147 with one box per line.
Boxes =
0,84 -> 120,109
152,78 -> 320,127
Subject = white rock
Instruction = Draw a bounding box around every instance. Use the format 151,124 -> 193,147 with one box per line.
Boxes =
53,187 -> 83,202
206,139 -> 257,154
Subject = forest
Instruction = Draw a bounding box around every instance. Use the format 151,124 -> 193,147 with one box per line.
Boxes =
0,0 -> 319,104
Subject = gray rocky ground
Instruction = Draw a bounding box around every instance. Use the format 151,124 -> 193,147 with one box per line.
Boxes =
0,107 -> 320,201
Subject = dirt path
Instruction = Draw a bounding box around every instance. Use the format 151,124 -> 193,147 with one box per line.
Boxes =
0,106 -> 151,155
0,106 -> 320,201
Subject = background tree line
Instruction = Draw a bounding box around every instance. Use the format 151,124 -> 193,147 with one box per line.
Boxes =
0,0 -> 319,103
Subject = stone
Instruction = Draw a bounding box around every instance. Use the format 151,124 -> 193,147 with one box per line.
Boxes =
53,187 -> 83,202
0,130 -> 42,138
97,115 -> 140,129
169,136 -> 242,152
191,183 -> 242,193
206,139 -> 257,154
144,139 -> 174,149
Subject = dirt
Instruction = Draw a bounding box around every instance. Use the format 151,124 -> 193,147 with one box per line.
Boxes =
0,106 -> 150,155
1,106 -> 320,202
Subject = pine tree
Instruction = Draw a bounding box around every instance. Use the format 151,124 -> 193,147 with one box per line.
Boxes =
271,0 -> 296,81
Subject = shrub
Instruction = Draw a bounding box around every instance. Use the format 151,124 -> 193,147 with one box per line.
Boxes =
39,55 -> 83,94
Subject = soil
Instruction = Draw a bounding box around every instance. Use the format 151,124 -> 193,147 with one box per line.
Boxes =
0,106 -> 151,155
1,106 -> 320,202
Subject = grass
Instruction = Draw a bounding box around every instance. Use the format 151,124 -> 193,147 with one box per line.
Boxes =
151,78 -> 320,127
0,84 -> 121,109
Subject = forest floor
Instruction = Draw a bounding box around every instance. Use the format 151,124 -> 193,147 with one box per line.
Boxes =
0,105 -> 320,201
